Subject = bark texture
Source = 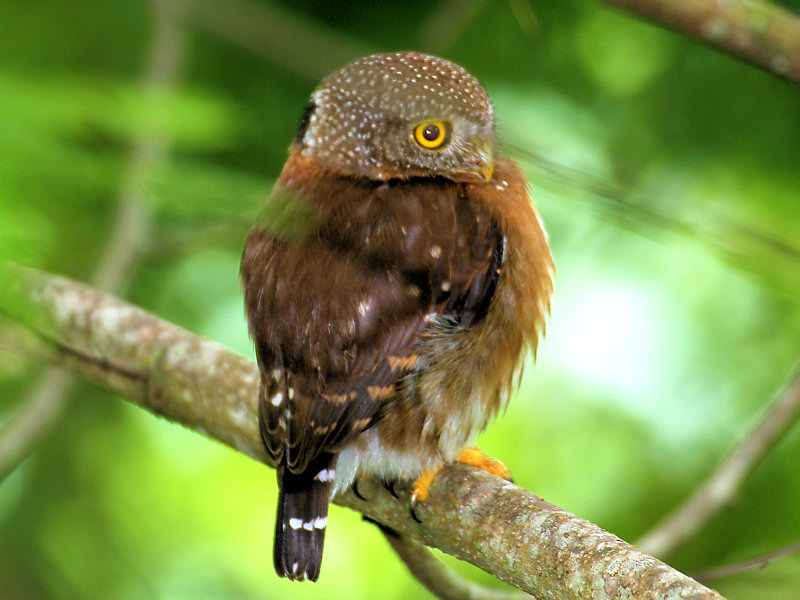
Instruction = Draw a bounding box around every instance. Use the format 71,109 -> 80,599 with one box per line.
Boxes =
603,0 -> 800,85
0,264 -> 726,599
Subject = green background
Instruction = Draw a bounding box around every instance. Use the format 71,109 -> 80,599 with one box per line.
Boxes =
1,1 -> 799,598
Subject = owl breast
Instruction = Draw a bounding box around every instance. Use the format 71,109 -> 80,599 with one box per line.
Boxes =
333,304 -> 523,496
245,151 -> 552,497
308,175 -> 532,496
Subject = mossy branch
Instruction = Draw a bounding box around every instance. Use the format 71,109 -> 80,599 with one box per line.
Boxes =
0,264 -> 725,600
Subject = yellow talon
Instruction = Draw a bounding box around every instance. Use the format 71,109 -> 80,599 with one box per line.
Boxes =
456,446 -> 512,481
410,447 -> 511,508
411,465 -> 441,504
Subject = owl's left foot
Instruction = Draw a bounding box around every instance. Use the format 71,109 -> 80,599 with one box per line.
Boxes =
409,447 -> 512,520
455,446 -> 512,482
350,477 -> 401,501
382,479 -> 400,498
352,479 -> 367,501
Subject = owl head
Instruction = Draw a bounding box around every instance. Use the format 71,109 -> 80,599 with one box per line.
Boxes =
296,52 -> 495,183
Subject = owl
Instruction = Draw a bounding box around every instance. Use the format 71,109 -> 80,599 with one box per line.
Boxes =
241,51 -> 553,582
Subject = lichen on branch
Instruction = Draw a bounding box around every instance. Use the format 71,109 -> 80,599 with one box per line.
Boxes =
0,264 -> 726,600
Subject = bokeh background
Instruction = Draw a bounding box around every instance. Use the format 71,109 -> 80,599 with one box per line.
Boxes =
2,1 -> 800,598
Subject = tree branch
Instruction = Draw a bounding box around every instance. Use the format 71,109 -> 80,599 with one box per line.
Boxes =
0,265 -> 726,599
636,363 -> 800,558
600,0 -> 800,85
379,527 -> 530,600
0,0 -> 186,481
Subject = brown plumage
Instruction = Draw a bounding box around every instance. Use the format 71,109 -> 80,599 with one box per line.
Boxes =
241,52 -> 553,582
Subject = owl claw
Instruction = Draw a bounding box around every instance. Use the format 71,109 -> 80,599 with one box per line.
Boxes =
382,479 -> 399,498
352,479 -> 367,501
409,501 -> 422,523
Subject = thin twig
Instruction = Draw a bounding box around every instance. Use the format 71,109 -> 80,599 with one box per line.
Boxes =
507,0 -> 540,38
694,539 -> 800,582
637,364 -> 800,558
415,0 -> 490,55
0,0 -> 187,481
0,369 -> 73,481
601,0 -> 800,85
181,0 -> 374,81
505,143 -> 800,298
0,266 -> 726,599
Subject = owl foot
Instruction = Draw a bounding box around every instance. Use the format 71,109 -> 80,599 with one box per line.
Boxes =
410,467 -> 440,504
455,446 -> 512,482
408,447 -> 511,522
409,466 -> 440,522
351,477 -> 404,501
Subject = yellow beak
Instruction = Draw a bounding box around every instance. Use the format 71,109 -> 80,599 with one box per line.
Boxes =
479,160 -> 494,182
477,142 -> 494,182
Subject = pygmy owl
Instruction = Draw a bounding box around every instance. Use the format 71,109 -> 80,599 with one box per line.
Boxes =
241,51 -> 553,582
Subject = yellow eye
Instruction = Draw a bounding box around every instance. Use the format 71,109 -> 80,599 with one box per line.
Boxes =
413,119 -> 449,150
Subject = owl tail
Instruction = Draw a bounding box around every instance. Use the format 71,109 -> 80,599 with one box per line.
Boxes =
274,452 -> 337,582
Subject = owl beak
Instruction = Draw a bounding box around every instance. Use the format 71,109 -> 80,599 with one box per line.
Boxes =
478,160 -> 494,182
451,139 -> 494,183
475,141 -> 494,182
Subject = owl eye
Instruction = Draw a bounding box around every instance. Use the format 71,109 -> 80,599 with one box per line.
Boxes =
412,119 -> 449,150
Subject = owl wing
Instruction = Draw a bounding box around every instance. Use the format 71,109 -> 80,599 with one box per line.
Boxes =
241,177 -> 503,475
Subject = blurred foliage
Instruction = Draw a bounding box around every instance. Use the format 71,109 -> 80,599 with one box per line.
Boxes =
1,1 -> 800,599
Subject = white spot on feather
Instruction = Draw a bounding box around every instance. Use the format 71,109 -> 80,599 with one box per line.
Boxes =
314,468 -> 335,482
357,299 -> 372,316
